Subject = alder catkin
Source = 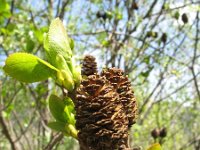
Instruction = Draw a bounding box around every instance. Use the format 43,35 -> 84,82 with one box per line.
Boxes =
101,68 -> 138,127
75,75 -> 129,150
81,55 -> 97,76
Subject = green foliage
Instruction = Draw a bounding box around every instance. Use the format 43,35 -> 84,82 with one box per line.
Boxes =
47,121 -> 66,132
44,18 -> 72,68
44,18 -> 81,90
48,94 -> 77,138
1,1 -> 200,149
3,18 -> 80,139
0,0 -> 11,23
49,94 -> 67,122
63,97 -> 76,125
3,53 -> 58,83
3,18 -> 81,91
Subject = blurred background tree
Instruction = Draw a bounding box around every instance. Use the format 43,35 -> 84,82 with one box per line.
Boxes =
0,0 -> 200,149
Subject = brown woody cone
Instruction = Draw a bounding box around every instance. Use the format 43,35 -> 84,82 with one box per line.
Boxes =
182,13 -> 188,24
75,75 -> 129,150
81,55 -> 97,76
160,127 -> 167,138
151,128 -> 160,139
101,68 -> 137,127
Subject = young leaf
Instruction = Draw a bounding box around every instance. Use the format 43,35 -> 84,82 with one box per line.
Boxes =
47,121 -> 66,132
49,94 -> 66,122
56,70 -> 74,92
45,18 -> 72,68
68,38 -> 74,50
71,57 -> 82,85
65,124 -> 78,139
3,53 -> 58,83
63,97 -> 76,125
64,97 -> 75,113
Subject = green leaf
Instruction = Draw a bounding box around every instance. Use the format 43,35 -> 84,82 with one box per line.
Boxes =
47,121 -> 66,132
49,94 -> 66,122
105,11 -> 113,19
63,97 -> 76,125
72,65 -> 81,85
71,58 -> 82,85
101,40 -> 110,47
68,38 -> 74,50
45,18 -> 72,68
143,56 -> 150,64
26,38 -> 35,52
0,0 -> 7,12
0,0 -> 11,18
34,30 -> 43,44
3,53 -> 58,83
141,71 -> 150,77
65,124 -> 77,139
64,97 -> 75,113
147,143 -> 162,150
174,11 -> 180,20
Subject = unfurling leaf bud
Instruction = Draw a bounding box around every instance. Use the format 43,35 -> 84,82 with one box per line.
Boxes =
72,65 -> 82,86
57,70 -> 74,91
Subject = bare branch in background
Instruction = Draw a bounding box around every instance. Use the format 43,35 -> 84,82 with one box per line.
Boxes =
190,11 -> 200,102
0,114 -> 17,150
43,133 -> 64,150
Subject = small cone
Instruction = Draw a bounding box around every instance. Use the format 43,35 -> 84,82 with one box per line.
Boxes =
182,13 -> 188,24
151,128 -> 160,139
160,127 -> 167,138
81,55 -> 97,76
75,75 -> 129,150
101,68 -> 137,127
161,33 -> 167,44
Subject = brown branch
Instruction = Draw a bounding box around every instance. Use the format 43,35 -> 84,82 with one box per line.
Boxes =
150,1 -> 200,18
58,0 -> 69,20
190,11 -> 200,102
179,136 -> 200,150
154,71 -> 200,104
12,111 -> 32,149
47,0 -> 53,19
6,0 -> 15,26
14,109 -> 36,142
139,72 -> 164,114
143,0 -> 158,19
43,133 -> 64,150
1,85 -> 22,111
0,113 -> 17,150
55,0 -> 61,18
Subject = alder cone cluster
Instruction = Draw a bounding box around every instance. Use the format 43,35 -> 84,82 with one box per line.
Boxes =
75,75 -> 129,150
101,68 -> 137,127
76,55 -> 137,149
81,55 -> 97,76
